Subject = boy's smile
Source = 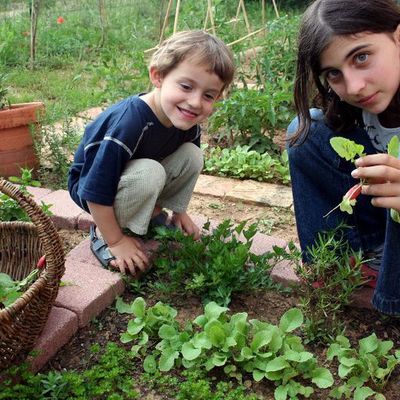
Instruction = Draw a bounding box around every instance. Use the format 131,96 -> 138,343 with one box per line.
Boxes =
320,28 -> 400,120
145,58 -> 224,130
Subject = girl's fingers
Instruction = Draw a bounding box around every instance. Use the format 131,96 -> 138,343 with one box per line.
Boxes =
370,196 -> 400,211
362,182 -> 400,197
352,165 -> 400,183
353,154 -> 400,182
355,153 -> 400,168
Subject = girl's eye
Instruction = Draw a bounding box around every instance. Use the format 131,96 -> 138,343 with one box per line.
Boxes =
325,69 -> 341,81
355,53 -> 368,64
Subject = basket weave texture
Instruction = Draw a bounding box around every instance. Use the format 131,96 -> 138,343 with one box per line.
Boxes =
0,179 -> 65,371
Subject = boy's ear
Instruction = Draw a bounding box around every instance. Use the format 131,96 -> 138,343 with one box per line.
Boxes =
394,24 -> 400,44
216,89 -> 226,101
149,66 -> 163,88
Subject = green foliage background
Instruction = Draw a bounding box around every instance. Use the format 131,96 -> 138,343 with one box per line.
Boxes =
0,0 -> 302,187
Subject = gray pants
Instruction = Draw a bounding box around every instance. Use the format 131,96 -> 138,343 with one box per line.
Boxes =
114,142 -> 203,234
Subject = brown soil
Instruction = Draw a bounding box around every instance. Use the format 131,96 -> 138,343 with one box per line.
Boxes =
187,193 -> 298,243
49,194 -> 400,399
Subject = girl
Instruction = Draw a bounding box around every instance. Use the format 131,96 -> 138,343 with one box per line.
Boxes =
287,0 -> 400,315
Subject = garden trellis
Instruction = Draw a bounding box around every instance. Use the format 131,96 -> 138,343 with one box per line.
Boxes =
145,0 -> 278,49
0,0 -> 279,76
143,0 -> 278,89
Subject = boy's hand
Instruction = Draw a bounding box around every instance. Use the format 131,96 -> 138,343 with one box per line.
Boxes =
352,153 -> 400,211
171,211 -> 200,240
108,235 -> 149,276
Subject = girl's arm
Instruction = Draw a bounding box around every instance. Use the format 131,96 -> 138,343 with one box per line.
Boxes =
87,201 -> 149,275
351,153 -> 400,211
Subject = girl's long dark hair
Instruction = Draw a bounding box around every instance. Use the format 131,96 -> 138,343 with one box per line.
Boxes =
291,0 -> 400,145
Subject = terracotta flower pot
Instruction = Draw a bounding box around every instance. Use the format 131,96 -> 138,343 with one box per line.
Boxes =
0,102 -> 44,178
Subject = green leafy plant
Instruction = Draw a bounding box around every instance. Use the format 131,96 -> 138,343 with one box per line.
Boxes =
148,219 -> 284,306
328,136 -> 400,223
0,342 -> 139,399
33,117 -> 82,189
0,168 -> 52,222
386,136 -> 400,223
140,368 -> 260,399
330,137 -> 366,163
288,226 -> 365,343
203,144 -> 290,185
208,88 -> 282,154
0,73 -> 10,109
118,298 -> 334,400
324,137 -> 366,218
328,333 -> 400,399
117,296 -> 180,361
0,267 -> 43,308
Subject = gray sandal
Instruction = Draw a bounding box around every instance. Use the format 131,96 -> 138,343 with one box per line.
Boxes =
89,225 -> 116,268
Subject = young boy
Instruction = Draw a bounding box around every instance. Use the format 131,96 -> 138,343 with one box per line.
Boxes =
68,30 -> 235,276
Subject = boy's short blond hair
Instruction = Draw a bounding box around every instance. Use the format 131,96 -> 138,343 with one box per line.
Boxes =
150,30 -> 235,91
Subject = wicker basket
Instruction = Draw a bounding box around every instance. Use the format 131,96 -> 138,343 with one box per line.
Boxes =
0,179 -> 65,371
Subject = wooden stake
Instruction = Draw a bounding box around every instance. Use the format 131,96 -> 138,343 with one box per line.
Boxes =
203,4 -> 209,30
227,27 -> 266,47
159,0 -> 173,45
271,0 -> 280,18
173,0 -> 181,34
238,0 -> 266,88
30,0 -> 41,70
261,0 -> 265,27
98,0 -> 107,47
239,0 -> 252,35
233,1 -> 241,30
207,0 -> 216,35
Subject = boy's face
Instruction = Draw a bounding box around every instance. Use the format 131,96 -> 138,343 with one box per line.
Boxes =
149,58 -> 225,130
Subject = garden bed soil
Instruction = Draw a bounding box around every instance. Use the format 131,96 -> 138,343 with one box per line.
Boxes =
51,195 -> 400,399
45,276 -> 400,399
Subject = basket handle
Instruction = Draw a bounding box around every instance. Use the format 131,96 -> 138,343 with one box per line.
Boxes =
0,178 -> 65,281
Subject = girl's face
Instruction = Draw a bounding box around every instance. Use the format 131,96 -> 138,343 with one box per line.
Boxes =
319,27 -> 400,115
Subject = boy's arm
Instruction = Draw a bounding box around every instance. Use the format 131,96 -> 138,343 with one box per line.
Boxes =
87,201 -> 149,275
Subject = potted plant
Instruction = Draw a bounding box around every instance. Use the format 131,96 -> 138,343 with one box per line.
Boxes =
0,74 -> 44,178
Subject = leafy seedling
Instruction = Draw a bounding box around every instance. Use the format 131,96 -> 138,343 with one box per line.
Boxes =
387,136 -> 400,223
328,136 -> 400,223
330,137 -> 365,163
328,333 -> 400,399
324,137 -> 366,218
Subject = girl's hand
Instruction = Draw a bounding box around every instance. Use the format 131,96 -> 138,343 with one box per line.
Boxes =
351,153 -> 400,211
108,235 -> 149,276
171,211 -> 200,240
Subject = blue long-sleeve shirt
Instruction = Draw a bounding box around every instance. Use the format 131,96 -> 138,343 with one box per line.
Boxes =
68,95 -> 200,211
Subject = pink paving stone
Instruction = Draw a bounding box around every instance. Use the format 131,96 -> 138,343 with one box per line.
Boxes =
54,258 -> 125,327
40,189 -> 84,229
59,236 -> 161,328
26,185 -> 53,201
66,237 -> 99,266
28,306 -> 78,372
250,232 -> 287,256
77,211 -> 94,231
192,214 -> 211,230
226,179 -> 293,208
270,259 -> 302,286
194,174 -> 238,198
